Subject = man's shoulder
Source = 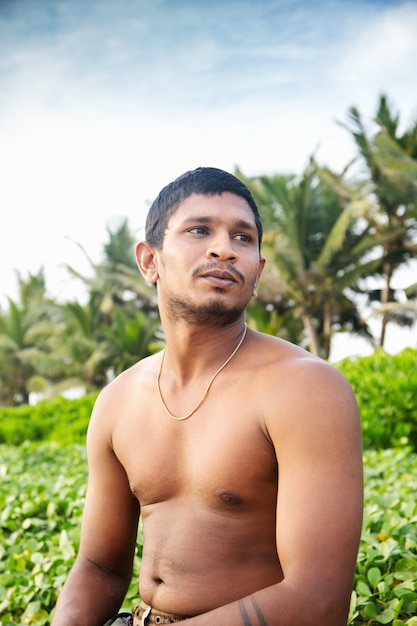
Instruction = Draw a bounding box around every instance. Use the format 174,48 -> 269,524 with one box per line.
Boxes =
90,352 -> 159,417
249,330 -> 328,371
106,352 -> 159,390
249,331 -> 355,407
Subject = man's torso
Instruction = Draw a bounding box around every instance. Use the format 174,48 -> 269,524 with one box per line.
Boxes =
107,334 -> 302,615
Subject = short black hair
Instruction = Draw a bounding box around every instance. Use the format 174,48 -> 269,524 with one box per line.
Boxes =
145,167 -> 263,249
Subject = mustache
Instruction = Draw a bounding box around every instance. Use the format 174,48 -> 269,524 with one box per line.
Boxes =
192,263 -> 245,284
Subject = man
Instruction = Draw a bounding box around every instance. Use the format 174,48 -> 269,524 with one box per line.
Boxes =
52,167 -> 363,626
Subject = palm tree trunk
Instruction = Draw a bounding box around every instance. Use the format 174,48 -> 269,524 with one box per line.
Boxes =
379,260 -> 392,347
302,313 -> 321,356
322,305 -> 332,360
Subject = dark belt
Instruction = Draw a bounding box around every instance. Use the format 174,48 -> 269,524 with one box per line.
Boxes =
134,602 -> 188,624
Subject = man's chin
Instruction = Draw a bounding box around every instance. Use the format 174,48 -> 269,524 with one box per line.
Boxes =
167,296 -> 245,326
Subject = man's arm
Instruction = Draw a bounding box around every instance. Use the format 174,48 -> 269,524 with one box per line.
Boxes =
178,358 -> 364,626
52,389 -> 140,626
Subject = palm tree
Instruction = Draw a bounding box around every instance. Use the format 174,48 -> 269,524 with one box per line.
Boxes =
45,296 -> 111,394
101,307 -> 162,377
372,280 -> 417,335
27,295 -> 161,400
237,159 -> 380,359
0,223 -> 162,405
341,94 -> 417,346
0,270 -> 56,405
65,218 -> 157,317
44,220 -> 161,394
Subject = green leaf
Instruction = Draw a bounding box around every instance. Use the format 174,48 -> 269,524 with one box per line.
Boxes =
377,608 -> 396,624
394,557 -> 417,581
357,581 -> 372,597
364,600 -> 378,619
368,566 -> 382,588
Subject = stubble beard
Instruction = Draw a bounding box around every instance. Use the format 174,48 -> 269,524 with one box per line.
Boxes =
167,293 -> 247,327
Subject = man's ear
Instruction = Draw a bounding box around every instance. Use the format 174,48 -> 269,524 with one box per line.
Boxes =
254,256 -> 266,293
135,241 -> 159,285
251,256 -> 265,298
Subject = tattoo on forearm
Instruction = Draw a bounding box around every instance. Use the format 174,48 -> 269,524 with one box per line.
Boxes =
238,600 -> 252,626
249,595 -> 268,626
238,597 -> 268,626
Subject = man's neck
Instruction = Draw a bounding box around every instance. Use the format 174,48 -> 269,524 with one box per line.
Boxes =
159,318 -> 248,384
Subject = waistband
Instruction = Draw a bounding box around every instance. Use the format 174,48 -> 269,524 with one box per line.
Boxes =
134,602 -> 189,624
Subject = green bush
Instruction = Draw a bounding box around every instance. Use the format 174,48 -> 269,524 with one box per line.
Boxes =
349,447 -> 417,625
0,394 -> 98,446
1,442 -> 416,625
0,442 -> 140,626
1,349 -> 416,624
337,348 -> 417,451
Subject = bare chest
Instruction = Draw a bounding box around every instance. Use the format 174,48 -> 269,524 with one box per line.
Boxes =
112,387 -> 278,512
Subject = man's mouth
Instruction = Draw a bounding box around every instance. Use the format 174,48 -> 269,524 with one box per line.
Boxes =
199,269 -> 238,287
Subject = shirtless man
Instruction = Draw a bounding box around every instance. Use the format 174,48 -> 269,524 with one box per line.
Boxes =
52,167 -> 363,626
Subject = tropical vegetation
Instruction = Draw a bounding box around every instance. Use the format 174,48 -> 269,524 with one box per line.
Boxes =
1,95 -> 416,404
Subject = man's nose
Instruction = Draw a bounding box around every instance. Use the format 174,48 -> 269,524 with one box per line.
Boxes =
206,234 -> 237,261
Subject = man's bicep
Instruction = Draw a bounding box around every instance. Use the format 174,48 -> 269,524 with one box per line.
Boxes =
271,365 -> 363,594
77,416 -> 140,581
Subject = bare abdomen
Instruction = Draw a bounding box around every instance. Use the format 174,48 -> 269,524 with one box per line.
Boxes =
138,501 -> 282,615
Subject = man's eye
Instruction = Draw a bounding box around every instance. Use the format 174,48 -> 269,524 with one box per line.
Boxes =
234,233 -> 252,242
188,227 -> 208,235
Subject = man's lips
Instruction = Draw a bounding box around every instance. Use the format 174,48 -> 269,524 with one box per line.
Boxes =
200,270 -> 237,283
193,264 -> 245,286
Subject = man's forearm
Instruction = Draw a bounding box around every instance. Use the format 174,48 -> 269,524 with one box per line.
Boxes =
175,581 -> 350,626
52,559 -> 131,626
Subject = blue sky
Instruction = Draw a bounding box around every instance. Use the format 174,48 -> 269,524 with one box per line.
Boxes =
1,0 -> 416,358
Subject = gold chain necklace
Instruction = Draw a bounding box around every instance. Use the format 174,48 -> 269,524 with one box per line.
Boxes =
157,324 -> 248,421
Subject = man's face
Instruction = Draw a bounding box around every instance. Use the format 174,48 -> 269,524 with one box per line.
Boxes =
154,192 -> 265,325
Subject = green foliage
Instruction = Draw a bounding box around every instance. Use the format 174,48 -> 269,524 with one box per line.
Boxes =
337,348 -> 417,451
238,161 -> 377,358
0,221 -> 160,407
1,348 -> 417,624
0,270 -> 58,406
0,443 -> 86,625
1,443 -> 416,625
342,95 -> 417,348
0,442 -> 142,626
0,394 -> 98,446
349,447 -> 417,625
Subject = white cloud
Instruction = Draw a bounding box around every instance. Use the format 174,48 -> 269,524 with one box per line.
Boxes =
345,2 -> 416,72
334,2 -> 417,114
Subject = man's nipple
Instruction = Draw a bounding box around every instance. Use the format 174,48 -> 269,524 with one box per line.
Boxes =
219,491 -> 241,504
